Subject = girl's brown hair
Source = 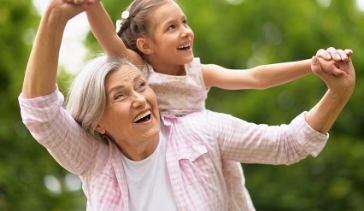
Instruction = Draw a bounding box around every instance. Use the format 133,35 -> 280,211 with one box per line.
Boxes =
117,0 -> 172,57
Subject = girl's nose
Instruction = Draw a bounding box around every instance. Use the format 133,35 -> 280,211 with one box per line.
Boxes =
181,26 -> 193,38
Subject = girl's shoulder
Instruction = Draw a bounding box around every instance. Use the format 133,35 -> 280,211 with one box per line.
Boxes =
185,57 -> 202,73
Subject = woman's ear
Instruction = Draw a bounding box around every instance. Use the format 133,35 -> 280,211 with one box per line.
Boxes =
95,124 -> 106,135
136,38 -> 154,55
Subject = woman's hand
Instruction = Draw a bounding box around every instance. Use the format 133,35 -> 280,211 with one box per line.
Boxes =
22,0 -> 100,98
305,50 -> 355,133
47,0 -> 99,20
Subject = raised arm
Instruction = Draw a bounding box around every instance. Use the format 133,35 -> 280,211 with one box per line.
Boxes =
305,52 -> 355,133
20,0 -> 101,175
202,49 -> 352,90
22,0 -> 92,98
65,0 -> 143,65
85,2 -> 126,56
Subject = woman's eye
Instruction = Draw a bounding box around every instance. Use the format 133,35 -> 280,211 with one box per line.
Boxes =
114,93 -> 124,100
138,82 -> 146,89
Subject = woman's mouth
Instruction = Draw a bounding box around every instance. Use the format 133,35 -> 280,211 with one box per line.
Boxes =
133,111 -> 151,123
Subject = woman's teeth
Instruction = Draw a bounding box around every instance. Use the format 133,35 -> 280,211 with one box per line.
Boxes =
133,111 -> 151,123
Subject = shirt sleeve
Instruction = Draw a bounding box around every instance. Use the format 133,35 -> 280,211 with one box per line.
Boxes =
19,87 -> 99,175
206,110 -> 328,165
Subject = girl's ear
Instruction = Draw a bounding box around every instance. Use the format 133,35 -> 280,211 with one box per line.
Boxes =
136,38 -> 154,55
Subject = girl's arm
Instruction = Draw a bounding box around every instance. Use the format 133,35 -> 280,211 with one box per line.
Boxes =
202,59 -> 312,90
79,1 -> 143,65
202,49 -> 352,90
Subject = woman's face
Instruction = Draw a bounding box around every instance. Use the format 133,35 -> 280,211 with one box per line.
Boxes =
96,64 -> 160,151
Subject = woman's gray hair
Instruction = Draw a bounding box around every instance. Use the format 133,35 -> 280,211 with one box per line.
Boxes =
65,55 -> 135,141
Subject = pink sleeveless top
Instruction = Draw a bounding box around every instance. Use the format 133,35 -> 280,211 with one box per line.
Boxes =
141,58 -> 208,116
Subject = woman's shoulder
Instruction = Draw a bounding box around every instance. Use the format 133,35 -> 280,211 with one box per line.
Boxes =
175,110 -> 229,131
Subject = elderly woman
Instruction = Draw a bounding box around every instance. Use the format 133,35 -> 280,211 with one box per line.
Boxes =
20,0 -> 355,210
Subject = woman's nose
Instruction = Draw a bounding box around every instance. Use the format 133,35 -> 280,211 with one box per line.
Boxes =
131,92 -> 146,108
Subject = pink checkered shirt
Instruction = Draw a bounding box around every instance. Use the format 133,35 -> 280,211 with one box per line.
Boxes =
19,88 -> 328,211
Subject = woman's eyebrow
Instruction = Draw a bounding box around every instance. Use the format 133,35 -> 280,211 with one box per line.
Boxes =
108,85 -> 125,95
107,75 -> 143,95
134,75 -> 143,82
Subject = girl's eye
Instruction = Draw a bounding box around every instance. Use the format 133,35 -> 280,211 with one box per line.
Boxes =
168,24 -> 175,30
182,20 -> 187,25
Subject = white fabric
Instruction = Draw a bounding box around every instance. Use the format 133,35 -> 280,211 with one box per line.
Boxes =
121,126 -> 178,211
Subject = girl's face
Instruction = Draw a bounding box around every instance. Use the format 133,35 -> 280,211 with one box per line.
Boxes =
145,1 -> 195,67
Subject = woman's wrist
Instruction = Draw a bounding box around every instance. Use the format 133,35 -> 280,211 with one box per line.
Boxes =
326,87 -> 354,103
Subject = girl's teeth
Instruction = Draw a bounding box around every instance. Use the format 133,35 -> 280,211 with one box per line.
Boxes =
178,45 -> 189,49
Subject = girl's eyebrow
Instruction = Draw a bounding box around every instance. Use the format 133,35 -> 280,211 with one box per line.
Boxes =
161,15 -> 187,27
161,19 -> 174,28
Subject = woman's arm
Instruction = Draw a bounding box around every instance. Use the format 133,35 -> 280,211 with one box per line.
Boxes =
305,53 -> 355,134
21,0 -> 101,175
22,0 -> 90,98
209,49 -> 355,164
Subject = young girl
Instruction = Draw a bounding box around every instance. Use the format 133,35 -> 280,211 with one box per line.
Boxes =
64,0 -> 351,116
64,0 -> 351,210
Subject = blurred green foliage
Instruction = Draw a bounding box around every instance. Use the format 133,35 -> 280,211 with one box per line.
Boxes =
1,0 -> 363,210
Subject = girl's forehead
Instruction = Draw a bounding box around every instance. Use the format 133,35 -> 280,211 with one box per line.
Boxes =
152,1 -> 183,15
149,1 -> 185,23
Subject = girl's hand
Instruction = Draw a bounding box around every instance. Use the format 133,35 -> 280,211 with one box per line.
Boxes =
311,56 -> 355,95
316,47 -> 353,62
314,47 -> 353,77
63,0 -> 96,6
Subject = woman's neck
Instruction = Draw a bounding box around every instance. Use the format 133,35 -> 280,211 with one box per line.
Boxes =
118,135 -> 160,161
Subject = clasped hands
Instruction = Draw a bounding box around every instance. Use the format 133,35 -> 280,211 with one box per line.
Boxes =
313,47 -> 355,95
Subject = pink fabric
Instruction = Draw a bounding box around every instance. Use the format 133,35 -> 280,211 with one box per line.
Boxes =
142,58 -> 207,116
143,57 -> 252,210
143,57 -> 250,210
19,89 -> 328,211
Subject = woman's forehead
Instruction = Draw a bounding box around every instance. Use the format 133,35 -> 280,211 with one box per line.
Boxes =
106,65 -> 143,87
